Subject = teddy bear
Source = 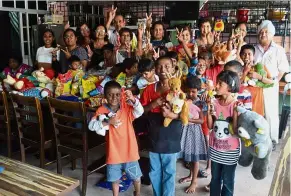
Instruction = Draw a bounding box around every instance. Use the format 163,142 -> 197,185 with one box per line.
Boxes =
3,74 -> 35,92
244,63 -> 274,88
164,77 -> 188,127
236,105 -> 272,180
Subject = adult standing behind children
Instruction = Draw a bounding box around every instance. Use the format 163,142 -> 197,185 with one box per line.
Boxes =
195,18 -> 214,53
105,5 -> 137,49
150,21 -> 173,49
57,29 -> 89,74
140,56 -> 183,196
254,20 -> 289,148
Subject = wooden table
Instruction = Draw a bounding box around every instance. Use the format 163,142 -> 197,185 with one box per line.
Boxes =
0,155 -> 79,196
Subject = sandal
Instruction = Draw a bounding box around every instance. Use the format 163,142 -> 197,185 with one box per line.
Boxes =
198,169 -> 209,178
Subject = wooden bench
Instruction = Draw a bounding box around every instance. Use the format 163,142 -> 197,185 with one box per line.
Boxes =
0,155 -> 79,196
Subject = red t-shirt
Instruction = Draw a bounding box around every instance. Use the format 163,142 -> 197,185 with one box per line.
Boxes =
205,64 -> 224,86
140,83 -> 168,113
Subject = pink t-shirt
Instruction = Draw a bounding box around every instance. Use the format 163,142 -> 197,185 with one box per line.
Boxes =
188,100 -> 200,120
209,99 -> 240,151
209,99 -> 241,165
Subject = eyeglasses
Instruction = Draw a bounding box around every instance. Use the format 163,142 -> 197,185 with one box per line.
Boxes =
64,35 -> 74,39
95,29 -> 106,33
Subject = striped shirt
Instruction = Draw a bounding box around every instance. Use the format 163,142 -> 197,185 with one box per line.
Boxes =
236,86 -> 252,111
209,99 -> 241,165
210,147 -> 240,165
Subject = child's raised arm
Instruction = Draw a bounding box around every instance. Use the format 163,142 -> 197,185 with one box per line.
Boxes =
125,90 -> 144,118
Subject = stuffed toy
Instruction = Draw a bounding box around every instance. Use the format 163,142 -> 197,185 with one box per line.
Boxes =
3,74 -> 35,92
244,63 -> 274,88
54,70 -> 73,97
236,106 -> 272,180
205,80 -> 217,115
214,19 -> 225,32
211,42 -> 236,64
89,112 -> 118,136
31,67 -> 55,93
164,77 -> 188,127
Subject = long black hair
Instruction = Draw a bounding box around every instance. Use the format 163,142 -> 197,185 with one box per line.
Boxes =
42,29 -> 57,48
217,70 -> 240,93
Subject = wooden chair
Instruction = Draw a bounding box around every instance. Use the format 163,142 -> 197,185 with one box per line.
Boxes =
47,97 -> 105,196
0,91 -> 15,158
10,93 -> 53,168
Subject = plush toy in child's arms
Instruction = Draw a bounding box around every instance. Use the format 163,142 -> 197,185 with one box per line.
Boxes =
244,63 -> 274,88
164,77 -> 188,127
89,112 -> 121,136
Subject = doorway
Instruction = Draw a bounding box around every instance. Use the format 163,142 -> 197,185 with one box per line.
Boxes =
0,11 -> 21,71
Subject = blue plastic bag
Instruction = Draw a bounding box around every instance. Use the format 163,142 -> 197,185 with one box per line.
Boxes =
96,172 -> 133,192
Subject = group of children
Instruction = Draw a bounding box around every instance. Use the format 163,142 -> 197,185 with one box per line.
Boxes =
1,10 -> 283,196
90,47 -> 259,196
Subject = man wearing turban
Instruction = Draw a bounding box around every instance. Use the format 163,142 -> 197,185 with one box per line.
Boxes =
253,20 -> 290,149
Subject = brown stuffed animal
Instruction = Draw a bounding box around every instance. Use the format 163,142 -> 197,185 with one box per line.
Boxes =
211,42 -> 236,64
164,77 -> 189,127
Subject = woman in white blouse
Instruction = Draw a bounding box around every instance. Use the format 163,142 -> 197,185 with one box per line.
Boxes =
35,29 -> 60,70
253,20 -> 290,148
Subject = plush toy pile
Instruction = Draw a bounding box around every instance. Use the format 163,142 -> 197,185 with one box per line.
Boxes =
1,67 -> 110,107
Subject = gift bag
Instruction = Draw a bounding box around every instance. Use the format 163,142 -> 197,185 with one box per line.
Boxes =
71,70 -> 85,96
54,71 -> 73,97
81,75 -> 99,99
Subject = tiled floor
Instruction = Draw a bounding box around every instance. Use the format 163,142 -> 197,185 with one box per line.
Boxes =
5,126 -> 289,196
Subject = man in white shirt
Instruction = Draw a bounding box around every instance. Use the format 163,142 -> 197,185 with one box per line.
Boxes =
254,20 -> 290,147
105,6 -> 137,49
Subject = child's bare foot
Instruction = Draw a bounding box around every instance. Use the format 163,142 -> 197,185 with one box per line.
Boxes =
179,176 -> 192,184
185,182 -> 197,194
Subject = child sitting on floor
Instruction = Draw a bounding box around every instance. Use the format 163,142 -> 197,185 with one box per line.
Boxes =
89,81 -> 144,196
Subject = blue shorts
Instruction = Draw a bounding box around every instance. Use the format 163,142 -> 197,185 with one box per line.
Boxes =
106,161 -> 142,182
